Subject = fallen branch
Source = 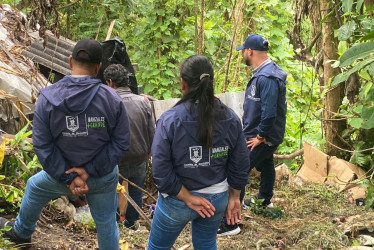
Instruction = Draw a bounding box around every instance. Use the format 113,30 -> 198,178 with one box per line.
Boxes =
119,173 -> 157,202
118,189 -> 152,229
274,149 -> 304,159
57,0 -> 81,10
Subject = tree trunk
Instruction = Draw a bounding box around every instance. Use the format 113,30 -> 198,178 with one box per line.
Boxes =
198,0 -> 204,55
320,0 -> 346,156
156,0 -> 163,68
194,0 -> 199,53
66,0 -> 70,38
364,0 -> 374,15
364,0 -> 374,6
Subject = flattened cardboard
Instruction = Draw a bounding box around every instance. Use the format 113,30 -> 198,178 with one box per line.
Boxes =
295,142 -> 367,202
296,142 -> 328,183
326,156 -> 366,192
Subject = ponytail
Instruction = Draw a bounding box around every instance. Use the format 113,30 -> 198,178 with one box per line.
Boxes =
176,55 -> 215,148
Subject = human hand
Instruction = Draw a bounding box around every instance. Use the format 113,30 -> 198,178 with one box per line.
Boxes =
225,196 -> 241,225
177,185 -> 215,218
68,176 -> 88,195
185,195 -> 216,218
66,167 -> 89,181
246,137 -> 264,151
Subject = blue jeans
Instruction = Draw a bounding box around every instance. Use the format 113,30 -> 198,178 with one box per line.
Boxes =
147,190 -> 228,250
14,166 -> 119,250
242,143 -> 278,203
118,160 -> 147,227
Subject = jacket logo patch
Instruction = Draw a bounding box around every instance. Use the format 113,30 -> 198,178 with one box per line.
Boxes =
250,84 -> 256,97
66,116 -> 79,132
190,146 -> 202,163
184,146 -> 211,168
247,84 -> 260,101
62,114 -> 88,137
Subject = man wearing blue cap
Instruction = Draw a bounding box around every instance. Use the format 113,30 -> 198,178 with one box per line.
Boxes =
217,34 -> 287,236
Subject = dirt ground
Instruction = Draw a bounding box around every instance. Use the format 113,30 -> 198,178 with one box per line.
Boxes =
2,177 -> 370,250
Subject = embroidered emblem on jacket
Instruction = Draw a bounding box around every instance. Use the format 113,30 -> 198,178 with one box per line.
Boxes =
66,116 -> 79,132
62,114 -> 88,137
190,146 -> 202,163
247,84 -> 260,101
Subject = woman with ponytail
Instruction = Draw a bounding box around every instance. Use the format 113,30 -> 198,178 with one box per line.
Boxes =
147,55 -> 249,250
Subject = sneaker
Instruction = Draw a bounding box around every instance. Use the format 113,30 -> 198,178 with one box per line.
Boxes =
0,217 -> 31,248
125,220 -> 140,231
242,198 -> 273,210
217,221 -> 240,237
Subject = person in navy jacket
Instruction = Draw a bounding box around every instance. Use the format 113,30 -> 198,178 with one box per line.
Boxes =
218,34 -> 287,236
147,55 -> 249,250
0,39 -> 130,250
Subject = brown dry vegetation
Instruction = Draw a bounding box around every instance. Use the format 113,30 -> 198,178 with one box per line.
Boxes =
1,176 -> 369,250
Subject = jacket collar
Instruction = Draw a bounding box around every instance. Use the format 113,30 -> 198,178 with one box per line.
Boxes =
252,58 -> 272,74
116,86 -> 132,95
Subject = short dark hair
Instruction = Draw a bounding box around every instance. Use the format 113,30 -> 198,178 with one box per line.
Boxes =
103,64 -> 129,87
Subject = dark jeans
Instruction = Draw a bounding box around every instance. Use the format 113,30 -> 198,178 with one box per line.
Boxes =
242,143 -> 278,203
118,159 -> 147,227
222,143 -> 278,225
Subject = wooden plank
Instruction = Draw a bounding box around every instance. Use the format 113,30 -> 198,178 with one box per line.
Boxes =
105,20 -> 116,41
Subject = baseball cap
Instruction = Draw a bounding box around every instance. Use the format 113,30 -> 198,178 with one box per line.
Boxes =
236,34 -> 269,51
72,38 -> 103,63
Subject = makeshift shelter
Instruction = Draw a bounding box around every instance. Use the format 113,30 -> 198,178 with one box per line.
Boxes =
0,4 -> 49,134
0,4 -> 140,134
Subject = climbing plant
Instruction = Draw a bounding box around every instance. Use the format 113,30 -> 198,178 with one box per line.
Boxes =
330,0 -> 374,169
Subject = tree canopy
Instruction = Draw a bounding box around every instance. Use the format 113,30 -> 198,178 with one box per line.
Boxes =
3,0 -> 374,171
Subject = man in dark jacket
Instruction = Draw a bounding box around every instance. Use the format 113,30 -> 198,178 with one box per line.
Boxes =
0,39 -> 130,250
218,34 -> 287,236
104,64 -> 155,230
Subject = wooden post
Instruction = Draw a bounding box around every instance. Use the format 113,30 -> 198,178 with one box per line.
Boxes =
105,20 -> 116,40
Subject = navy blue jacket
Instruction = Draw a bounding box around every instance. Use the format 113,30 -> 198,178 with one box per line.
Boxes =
151,99 -> 250,196
33,76 -> 131,184
243,61 -> 287,145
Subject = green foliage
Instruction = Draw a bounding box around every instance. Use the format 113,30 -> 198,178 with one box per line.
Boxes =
249,197 -> 283,219
329,0 -> 374,170
339,42 -> 374,68
5,0 -> 324,165
0,225 -> 16,250
0,123 -> 41,212
360,179 -> 374,210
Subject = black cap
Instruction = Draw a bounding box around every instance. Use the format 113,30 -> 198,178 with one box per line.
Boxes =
72,38 -> 103,63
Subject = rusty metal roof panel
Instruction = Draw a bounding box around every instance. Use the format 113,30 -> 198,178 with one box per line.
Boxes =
22,32 -> 75,76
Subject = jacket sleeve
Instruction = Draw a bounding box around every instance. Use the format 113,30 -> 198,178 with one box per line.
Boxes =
151,117 -> 182,196
257,77 -> 279,137
226,117 -> 250,190
146,101 -> 156,154
33,96 -> 78,184
83,101 -> 131,177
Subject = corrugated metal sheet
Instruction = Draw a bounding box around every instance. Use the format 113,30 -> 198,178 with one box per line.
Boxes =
21,32 -> 74,76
